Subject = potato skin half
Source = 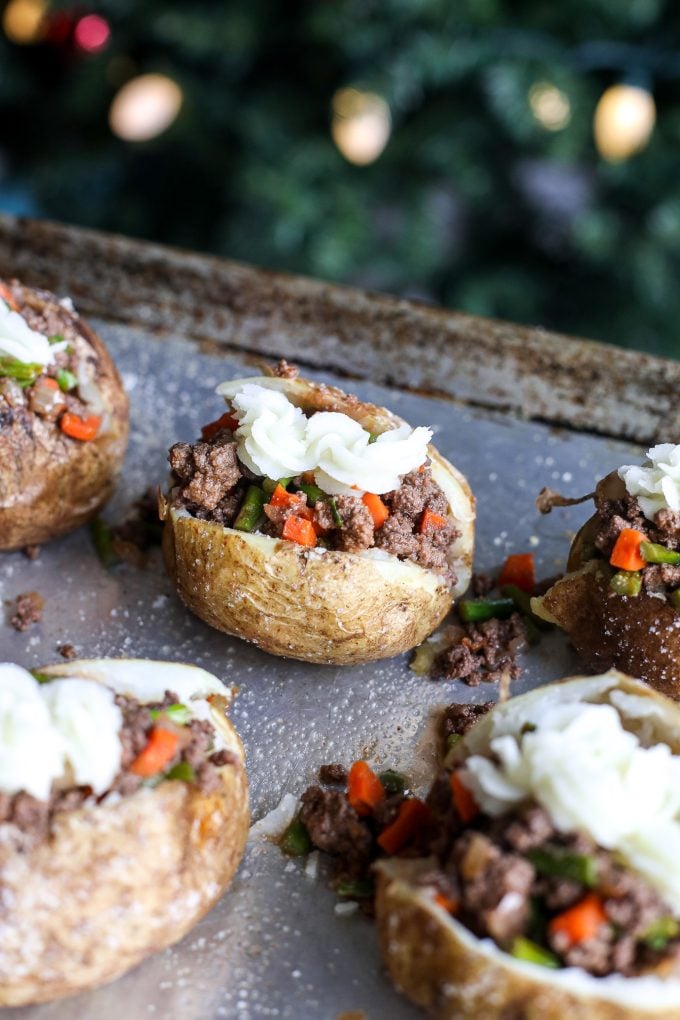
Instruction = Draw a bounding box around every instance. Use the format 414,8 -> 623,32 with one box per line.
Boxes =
0,284 -> 128,551
0,679 -> 249,1006
375,675 -> 680,1019
534,558 -> 680,700
161,375 -> 474,665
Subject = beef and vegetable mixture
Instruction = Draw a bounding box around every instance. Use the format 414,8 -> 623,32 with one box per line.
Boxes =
0,279 -> 108,444
168,366 -> 458,581
6,680 -> 235,845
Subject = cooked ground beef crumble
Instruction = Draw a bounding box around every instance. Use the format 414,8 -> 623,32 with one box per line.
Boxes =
168,412 -> 460,581
592,489 -> 680,596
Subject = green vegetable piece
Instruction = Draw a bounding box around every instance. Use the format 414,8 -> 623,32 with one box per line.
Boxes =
329,496 -> 343,527
500,584 -> 552,631
297,481 -> 325,505
640,541 -> 680,566
48,333 -> 64,345
56,368 -> 78,392
368,432 -> 379,444
528,847 -> 598,888
510,937 -> 561,969
89,517 -> 120,568
378,769 -> 407,796
30,670 -> 52,684
671,588 -> 680,611
336,877 -> 374,898
0,357 -> 42,386
263,477 -> 292,496
447,733 -> 463,751
150,703 -> 191,725
642,916 -> 680,951
234,485 -> 266,532
458,597 -> 515,623
164,761 -> 196,783
280,816 -> 312,856
522,616 -> 542,646
610,570 -> 642,597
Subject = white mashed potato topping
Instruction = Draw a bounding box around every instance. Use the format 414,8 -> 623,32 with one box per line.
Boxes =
0,300 -> 67,368
229,383 -> 432,495
462,681 -> 680,912
619,443 -> 680,521
0,661 -> 226,802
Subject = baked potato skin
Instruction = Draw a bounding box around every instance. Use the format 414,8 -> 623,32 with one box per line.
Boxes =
0,670 -> 249,1007
375,675 -> 680,1019
0,284 -> 129,551
161,376 -> 475,665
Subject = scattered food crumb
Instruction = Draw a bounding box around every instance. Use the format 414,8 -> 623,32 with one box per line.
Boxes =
9,591 -> 44,631
57,643 -> 77,660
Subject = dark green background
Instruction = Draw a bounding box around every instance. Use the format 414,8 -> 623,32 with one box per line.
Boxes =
1,0 -> 679,358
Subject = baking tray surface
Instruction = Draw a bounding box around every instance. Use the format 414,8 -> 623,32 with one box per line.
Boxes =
1,317 -> 644,1020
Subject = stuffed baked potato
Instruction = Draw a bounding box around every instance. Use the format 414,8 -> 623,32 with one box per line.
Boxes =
0,658 -> 248,1006
160,368 -> 475,665
376,671 -> 680,1019
532,445 -> 680,698
0,278 -> 128,551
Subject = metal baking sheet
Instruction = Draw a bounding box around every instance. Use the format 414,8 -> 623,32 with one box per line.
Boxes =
1,315 -> 646,1020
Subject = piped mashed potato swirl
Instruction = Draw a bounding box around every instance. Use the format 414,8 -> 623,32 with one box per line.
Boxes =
230,383 -> 432,494
462,684 -> 680,913
0,301 -> 67,368
619,443 -> 680,521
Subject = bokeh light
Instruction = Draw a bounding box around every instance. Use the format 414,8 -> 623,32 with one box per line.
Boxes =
74,14 -> 110,53
529,82 -> 571,131
2,0 -> 47,45
331,88 -> 391,166
593,84 -> 656,162
109,73 -> 183,142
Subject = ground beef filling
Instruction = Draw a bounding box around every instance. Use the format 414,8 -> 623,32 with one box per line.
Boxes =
422,794 -> 680,977
168,426 -> 459,580
0,279 -> 94,428
593,490 -> 680,596
0,689 -> 235,845
433,613 -> 527,686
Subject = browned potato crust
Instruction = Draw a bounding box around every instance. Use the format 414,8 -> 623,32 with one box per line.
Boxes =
161,375 -> 475,665
0,665 -> 249,1007
375,674 -> 680,1019
0,281 -> 128,551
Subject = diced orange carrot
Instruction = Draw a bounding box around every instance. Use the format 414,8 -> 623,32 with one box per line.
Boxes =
282,514 -> 316,547
377,798 -> 431,855
450,772 -> 479,824
434,892 -> 459,915
362,492 -> 389,528
610,528 -> 646,572
498,552 -> 536,593
130,727 -> 180,777
419,507 -> 447,534
60,412 -> 101,441
548,893 -> 608,946
201,410 -> 239,440
270,484 -> 303,508
347,760 -> 385,817
0,282 -> 19,311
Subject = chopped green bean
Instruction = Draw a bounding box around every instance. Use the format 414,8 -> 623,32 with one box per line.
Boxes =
336,878 -> 374,898
510,937 -> 560,969
458,597 -> 515,623
447,733 -> 463,751
378,769 -> 407,796
528,847 -> 598,887
280,816 -> 312,856
641,541 -> 680,566
297,481 -> 325,505
150,703 -> 191,725
329,496 -> 343,526
500,584 -> 552,631
48,333 -> 64,345
263,477 -> 292,495
89,517 -> 120,568
642,917 -> 680,951
234,485 -> 266,532
56,368 -> 78,392
0,357 -> 42,386
164,762 -> 196,783
671,588 -> 680,611
610,570 -> 642,597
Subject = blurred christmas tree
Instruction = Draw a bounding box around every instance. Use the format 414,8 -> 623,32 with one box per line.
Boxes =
1,0 -> 680,357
